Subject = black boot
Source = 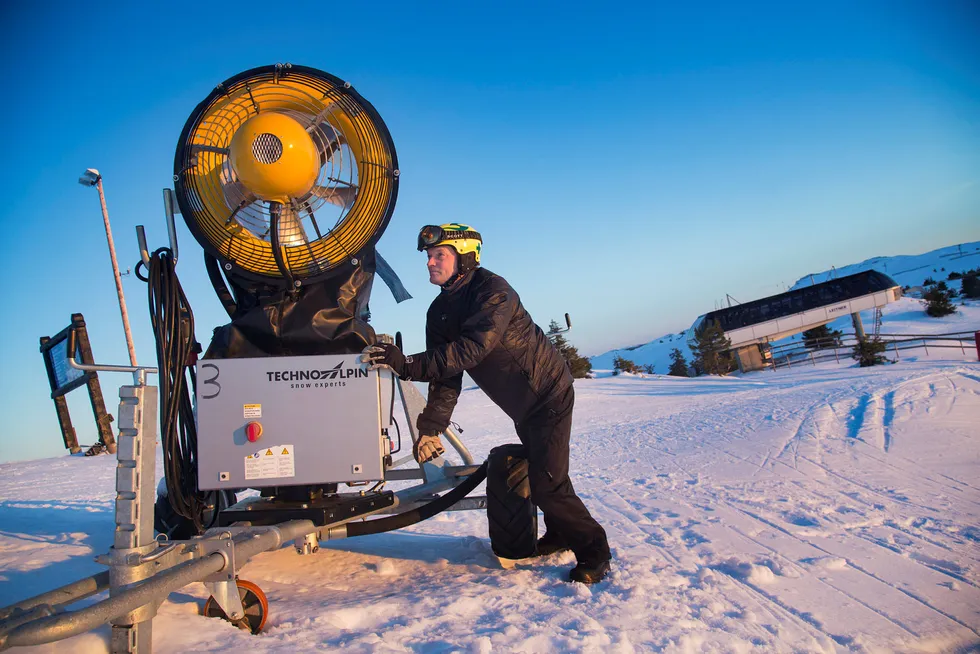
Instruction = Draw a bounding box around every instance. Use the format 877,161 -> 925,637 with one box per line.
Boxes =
535,531 -> 570,557
568,559 -> 610,584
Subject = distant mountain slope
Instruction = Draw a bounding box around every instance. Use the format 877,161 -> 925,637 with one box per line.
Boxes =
591,241 -> 980,372
589,329 -> 694,373
790,241 -> 980,290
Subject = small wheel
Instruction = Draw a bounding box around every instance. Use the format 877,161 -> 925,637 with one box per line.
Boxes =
203,579 -> 269,634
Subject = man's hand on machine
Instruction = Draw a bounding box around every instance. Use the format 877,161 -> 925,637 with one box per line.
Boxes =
414,432 -> 445,464
360,343 -> 411,376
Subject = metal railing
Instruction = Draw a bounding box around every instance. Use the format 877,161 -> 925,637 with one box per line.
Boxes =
769,331 -> 979,369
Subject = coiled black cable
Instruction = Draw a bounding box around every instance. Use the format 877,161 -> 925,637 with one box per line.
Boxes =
146,248 -> 210,533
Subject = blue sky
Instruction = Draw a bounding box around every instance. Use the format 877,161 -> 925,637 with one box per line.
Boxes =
1,1 -> 978,462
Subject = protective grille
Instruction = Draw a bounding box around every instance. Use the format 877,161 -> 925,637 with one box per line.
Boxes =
252,133 -> 283,164
174,64 -> 399,285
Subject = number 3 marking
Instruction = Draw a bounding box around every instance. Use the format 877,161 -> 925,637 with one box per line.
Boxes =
201,363 -> 221,399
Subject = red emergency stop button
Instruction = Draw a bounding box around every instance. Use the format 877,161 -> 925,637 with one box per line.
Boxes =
245,421 -> 263,443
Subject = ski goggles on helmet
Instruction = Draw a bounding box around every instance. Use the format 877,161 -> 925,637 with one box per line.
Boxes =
416,224 -> 482,251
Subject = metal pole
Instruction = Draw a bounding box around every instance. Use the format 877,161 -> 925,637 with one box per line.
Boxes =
0,572 -> 109,620
0,519 -> 314,650
0,554 -> 226,649
109,384 -> 158,653
851,312 -> 866,342
94,176 -> 138,367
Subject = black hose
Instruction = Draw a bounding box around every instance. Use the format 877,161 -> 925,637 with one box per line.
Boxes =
146,248 -> 211,533
345,462 -> 488,537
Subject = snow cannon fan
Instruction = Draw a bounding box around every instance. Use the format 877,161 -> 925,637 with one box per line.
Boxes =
149,64 -> 408,538
173,63 -> 401,356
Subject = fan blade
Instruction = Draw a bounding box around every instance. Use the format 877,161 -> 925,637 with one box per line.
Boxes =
308,185 -> 357,210
316,133 -> 343,164
221,179 -> 255,212
279,109 -> 345,163
277,203 -> 309,247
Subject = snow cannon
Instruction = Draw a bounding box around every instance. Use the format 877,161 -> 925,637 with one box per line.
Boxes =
150,63 -> 511,632
0,65 -> 535,649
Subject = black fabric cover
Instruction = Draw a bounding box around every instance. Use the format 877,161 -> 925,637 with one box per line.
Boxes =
204,250 -> 378,359
404,267 -> 573,434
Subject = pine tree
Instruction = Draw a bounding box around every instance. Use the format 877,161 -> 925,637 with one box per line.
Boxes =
691,320 -> 735,376
961,273 -> 980,299
612,355 -> 642,375
668,348 -> 690,377
547,320 -> 592,378
642,363 -> 655,374
923,286 -> 956,317
853,338 -> 888,367
801,324 -> 843,350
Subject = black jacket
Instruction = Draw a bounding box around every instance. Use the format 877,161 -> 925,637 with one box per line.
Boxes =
403,268 -> 573,434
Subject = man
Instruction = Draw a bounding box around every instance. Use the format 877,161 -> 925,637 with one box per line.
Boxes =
362,223 -> 611,584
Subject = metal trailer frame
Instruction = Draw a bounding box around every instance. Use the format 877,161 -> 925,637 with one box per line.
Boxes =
0,339 -> 486,653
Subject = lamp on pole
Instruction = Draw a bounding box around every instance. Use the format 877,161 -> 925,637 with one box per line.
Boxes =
78,168 -> 138,366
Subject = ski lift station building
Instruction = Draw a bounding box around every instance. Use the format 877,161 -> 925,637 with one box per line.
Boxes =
691,270 -> 903,372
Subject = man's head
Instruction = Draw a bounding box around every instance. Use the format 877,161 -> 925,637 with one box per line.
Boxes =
426,245 -> 459,286
417,223 -> 482,286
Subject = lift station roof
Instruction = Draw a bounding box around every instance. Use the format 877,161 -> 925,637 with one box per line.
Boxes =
691,270 -> 902,348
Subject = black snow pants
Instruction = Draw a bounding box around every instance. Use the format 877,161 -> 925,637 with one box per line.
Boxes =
515,385 -> 610,565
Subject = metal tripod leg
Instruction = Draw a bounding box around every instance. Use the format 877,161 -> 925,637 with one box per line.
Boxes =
395,378 -> 474,474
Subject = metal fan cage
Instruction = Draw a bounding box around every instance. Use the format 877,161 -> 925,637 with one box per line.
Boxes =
173,64 -> 399,285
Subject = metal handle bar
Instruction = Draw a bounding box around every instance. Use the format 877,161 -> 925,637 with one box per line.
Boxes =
136,188 -> 181,267
67,328 -> 157,387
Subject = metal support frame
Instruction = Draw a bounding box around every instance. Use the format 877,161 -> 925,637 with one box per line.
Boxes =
395,376 -> 474,473
200,538 -> 243,621
1,340 -> 486,653
108,384 -> 159,652
294,532 -> 320,556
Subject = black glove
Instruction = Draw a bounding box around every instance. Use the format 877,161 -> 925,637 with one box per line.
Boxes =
414,431 -> 445,464
360,343 -> 412,377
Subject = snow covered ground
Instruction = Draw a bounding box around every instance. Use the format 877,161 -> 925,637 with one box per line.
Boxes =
2,351 -> 979,652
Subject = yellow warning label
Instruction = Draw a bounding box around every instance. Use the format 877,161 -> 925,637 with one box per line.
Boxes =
245,444 -> 296,481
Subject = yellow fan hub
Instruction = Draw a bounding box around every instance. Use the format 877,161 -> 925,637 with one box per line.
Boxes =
229,112 -> 319,202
